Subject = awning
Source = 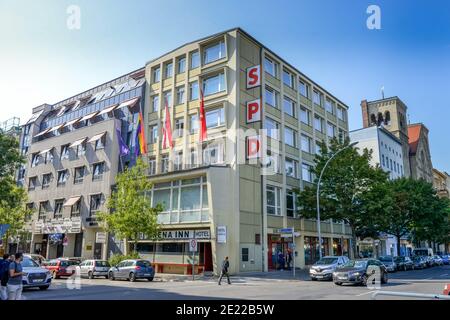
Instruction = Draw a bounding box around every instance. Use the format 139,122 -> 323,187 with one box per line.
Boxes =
69,137 -> 87,148
33,127 -> 51,138
80,111 -> 99,122
117,97 -> 140,110
98,104 -> 119,116
63,196 -> 81,207
48,123 -> 65,133
63,117 -> 81,128
39,148 -> 52,155
88,132 -> 106,143
26,110 -> 44,125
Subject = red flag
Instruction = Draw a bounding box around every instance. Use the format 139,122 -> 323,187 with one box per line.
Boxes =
199,89 -> 207,142
162,98 -> 173,149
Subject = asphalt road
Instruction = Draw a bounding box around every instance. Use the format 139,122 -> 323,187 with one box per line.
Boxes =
21,265 -> 450,300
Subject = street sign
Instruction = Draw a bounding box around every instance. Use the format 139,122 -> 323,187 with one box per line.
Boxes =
278,228 -> 293,234
96,232 -> 107,244
217,226 -> 227,244
189,239 -> 198,252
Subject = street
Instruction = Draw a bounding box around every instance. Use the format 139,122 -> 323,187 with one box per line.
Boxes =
21,265 -> 450,300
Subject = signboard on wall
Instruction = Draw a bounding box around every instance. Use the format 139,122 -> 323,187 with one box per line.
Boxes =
246,135 -> 261,159
217,226 -> 227,244
189,239 -> 198,252
246,99 -> 261,123
96,232 -> 107,244
158,229 -> 210,240
246,65 -> 261,89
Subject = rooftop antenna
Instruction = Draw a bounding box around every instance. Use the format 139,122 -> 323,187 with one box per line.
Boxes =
381,86 -> 385,99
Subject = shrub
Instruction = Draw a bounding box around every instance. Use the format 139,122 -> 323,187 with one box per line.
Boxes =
108,252 -> 140,267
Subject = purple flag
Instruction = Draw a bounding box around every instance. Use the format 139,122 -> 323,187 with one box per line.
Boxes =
116,124 -> 130,156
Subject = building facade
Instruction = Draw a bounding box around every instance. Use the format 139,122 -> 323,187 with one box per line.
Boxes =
432,168 -> 450,254
18,68 -> 146,260
0,117 -> 21,138
408,123 -> 433,183
138,28 -> 352,275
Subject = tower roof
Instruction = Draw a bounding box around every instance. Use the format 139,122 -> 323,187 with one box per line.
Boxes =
408,123 -> 428,155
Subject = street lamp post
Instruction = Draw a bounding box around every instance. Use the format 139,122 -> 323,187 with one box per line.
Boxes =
316,142 -> 358,260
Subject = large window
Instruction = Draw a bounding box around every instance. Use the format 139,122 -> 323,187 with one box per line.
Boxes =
38,201 -> 49,221
264,57 -> 278,77
264,117 -> 279,140
284,127 -> 297,147
174,151 -> 183,171
57,170 -> 69,187
203,40 -> 226,64
283,96 -> 296,118
28,176 -> 37,191
266,185 -> 281,216
76,141 -> 86,158
164,62 -> 173,79
299,80 -> 309,98
92,162 -> 105,181
149,157 -> 156,175
265,86 -> 278,107
161,155 -> 169,173
203,143 -> 224,165
177,56 -> 186,74
190,114 -> 199,133
302,163 -> 313,182
152,66 -> 160,83
205,107 -> 225,129
327,122 -> 335,138
175,118 -> 184,138
325,98 -> 335,114
286,190 -> 296,218
203,73 -> 226,96
176,86 -> 185,105
89,194 -> 102,216
313,90 -> 322,106
44,150 -> 54,164
337,107 -> 346,121
163,91 -> 172,107
285,158 -> 298,178
151,95 -> 159,112
189,81 -> 199,101
190,51 -> 200,69
301,134 -> 312,153
71,198 -> 81,218
74,166 -> 85,184
60,144 -> 70,160
149,125 -> 158,144
54,199 -> 64,219
283,69 -> 294,88
314,115 -> 323,132
31,153 -> 40,167
42,173 -> 52,189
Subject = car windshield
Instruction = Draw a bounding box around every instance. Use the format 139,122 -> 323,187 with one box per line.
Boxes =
95,261 -> 110,267
342,260 -> 367,268
22,258 -> 39,268
315,258 -> 338,265
136,261 -> 151,267
379,256 -> 393,262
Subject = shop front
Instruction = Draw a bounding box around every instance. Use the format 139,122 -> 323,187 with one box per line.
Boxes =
304,236 -> 330,266
136,228 -> 213,275
267,234 -> 295,270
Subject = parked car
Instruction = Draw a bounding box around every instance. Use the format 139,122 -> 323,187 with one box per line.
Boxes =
424,255 -> 435,267
432,255 -> 444,266
43,258 -> 80,279
412,256 -> 427,269
443,284 -> 450,296
309,256 -> 349,281
79,260 -> 111,279
378,256 -> 397,272
108,259 -> 155,282
441,255 -> 449,265
21,257 -> 52,290
332,259 -> 388,286
394,256 -> 414,271
23,254 -> 47,266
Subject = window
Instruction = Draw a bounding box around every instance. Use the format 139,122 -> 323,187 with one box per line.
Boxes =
299,80 -> 309,98
283,96 -> 296,118
203,73 -> 226,96
189,81 -> 199,100
390,159 -> 393,170
163,91 -> 172,107
161,155 -> 169,173
203,40 -> 226,64
28,176 -> 37,191
31,153 -> 40,167
301,134 -> 312,153
149,125 -> 158,144
189,148 -> 198,168
71,199 -> 81,218
174,151 -> 183,171
266,185 -> 281,216
164,62 -> 173,78
264,57 -> 277,77
190,51 -> 200,69
300,107 -> 311,125
337,107 -> 346,121
205,107 -> 225,129
74,166 -> 85,184
314,115 -> 323,132
313,90 -> 322,106
44,150 -> 54,164
152,66 -> 160,83
176,86 -> 185,105
61,144 -> 70,160
89,194 -> 102,216
175,118 -> 184,137
92,162 -> 105,181
38,202 -> 48,221
283,69 -> 294,88
203,143 -> 224,165
315,142 -> 322,155
190,114 -> 199,133
327,122 -> 335,138
149,157 -> 156,175
42,173 -> 52,189
242,248 -> 249,262
325,99 -> 335,114
286,190 -> 296,217
265,86 -> 278,107
54,199 -> 64,219
76,141 -> 86,158
151,95 -> 159,112
95,135 -> 106,151
382,154 -> 385,166
177,56 -> 186,73
284,127 -> 297,147
302,163 -> 313,182
264,117 -> 279,140
57,170 -> 68,187
285,158 -> 298,178
25,203 -> 34,221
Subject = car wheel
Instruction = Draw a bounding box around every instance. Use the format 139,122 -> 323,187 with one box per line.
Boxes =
147,277 -> 154,282
39,285 -> 50,290
334,282 -> 342,286
109,272 -> 115,281
88,271 -> 94,279
129,272 -> 136,282
310,277 -> 317,281
105,275 -> 109,279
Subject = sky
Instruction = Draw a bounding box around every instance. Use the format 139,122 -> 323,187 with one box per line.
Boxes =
0,0 -> 449,172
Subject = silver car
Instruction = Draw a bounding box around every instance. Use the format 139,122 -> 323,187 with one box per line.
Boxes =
309,256 -> 349,281
78,260 -> 111,279
108,259 -> 155,282
21,258 -> 52,290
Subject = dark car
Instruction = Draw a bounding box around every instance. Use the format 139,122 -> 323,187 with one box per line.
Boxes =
394,256 -> 414,271
332,259 -> 388,286
412,256 -> 427,269
108,259 -> 155,282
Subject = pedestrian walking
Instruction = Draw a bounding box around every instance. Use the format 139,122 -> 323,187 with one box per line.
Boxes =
277,251 -> 285,270
218,256 -> 231,285
7,252 -> 24,300
286,250 -> 292,270
0,254 -> 13,300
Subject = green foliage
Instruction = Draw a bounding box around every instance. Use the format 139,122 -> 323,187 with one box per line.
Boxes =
108,252 -> 141,267
97,158 -> 162,253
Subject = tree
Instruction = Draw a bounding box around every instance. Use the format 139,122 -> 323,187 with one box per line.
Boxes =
97,158 -> 162,254
295,138 -> 390,258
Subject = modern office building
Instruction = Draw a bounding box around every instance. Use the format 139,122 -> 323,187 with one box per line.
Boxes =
18,68 -> 146,260
137,28 -> 352,275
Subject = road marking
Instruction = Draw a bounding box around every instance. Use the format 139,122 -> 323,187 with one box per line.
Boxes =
355,290 -> 376,296
439,274 -> 448,277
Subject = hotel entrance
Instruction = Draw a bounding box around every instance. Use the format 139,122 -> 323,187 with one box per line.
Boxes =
267,234 -> 292,270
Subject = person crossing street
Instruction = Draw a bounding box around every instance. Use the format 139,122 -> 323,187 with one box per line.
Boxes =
218,256 -> 231,285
